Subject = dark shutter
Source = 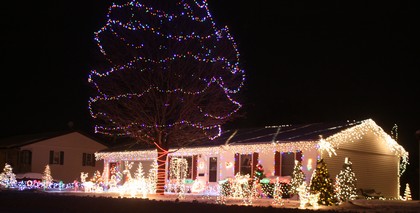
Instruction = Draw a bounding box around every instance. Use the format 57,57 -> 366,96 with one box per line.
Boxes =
296,151 -> 302,162
274,151 -> 280,176
234,153 -> 240,175
252,152 -> 259,177
167,156 -> 172,180
28,151 -> 32,165
192,155 -> 198,180
18,151 -> 22,164
49,151 -> 54,164
60,151 -> 64,165
82,153 -> 86,166
92,155 -> 96,167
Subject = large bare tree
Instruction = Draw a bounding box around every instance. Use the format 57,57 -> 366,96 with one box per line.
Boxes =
88,0 -> 244,194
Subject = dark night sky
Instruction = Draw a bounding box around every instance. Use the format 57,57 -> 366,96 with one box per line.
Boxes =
1,0 -> 419,197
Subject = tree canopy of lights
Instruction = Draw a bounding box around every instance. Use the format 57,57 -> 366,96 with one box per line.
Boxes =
88,0 -> 244,194
310,159 -> 336,206
335,158 -> 357,203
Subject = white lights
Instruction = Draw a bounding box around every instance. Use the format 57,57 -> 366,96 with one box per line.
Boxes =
307,158 -> 313,171
225,161 -> 233,168
298,182 -> 319,209
317,137 -> 337,158
198,162 -> 205,169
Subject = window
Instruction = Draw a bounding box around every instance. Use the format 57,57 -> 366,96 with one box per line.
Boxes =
83,153 -> 96,167
234,153 -> 258,177
281,153 -> 295,176
168,156 -> 193,179
49,151 -> 64,165
239,154 -> 252,176
274,151 -> 302,176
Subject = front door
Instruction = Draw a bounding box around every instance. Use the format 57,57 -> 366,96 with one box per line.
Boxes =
208,157 -> 217,182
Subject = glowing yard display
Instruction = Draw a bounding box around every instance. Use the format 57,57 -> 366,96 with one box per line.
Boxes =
298,182 -> 319,209
169,158 -> 188,199
147,160 -> 158,194
271,177 -> 284,206
289,160 -> 306,195
310,159 -> 335,206
335,158 -> 357,203
403,183 -> 412,201
42,165 -> 53,190
0,163 -> 17,188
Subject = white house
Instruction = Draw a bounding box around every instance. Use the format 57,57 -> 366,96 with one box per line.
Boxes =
0,130 -> 108,183
96,119 -> 408,198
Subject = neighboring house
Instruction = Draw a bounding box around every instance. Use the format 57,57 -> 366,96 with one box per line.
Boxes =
0,130 -> 108,183
96,119 -> 408,198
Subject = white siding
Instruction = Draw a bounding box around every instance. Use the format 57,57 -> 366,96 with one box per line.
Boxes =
324,132 -> 400,198
301,149 -> 318,184
21,132 -> 107,183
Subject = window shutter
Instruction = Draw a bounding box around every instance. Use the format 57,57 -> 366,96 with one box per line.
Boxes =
296,151 -> 302,162
192,155 -> 198,180
60,151 -> 64,165
82,153 -> 86,166
167,156 -> 172,180
252,152 -> 259,177
274,151 -> 280,176
234,153 -> 239,175
28,151 -> 32,165
92,155 -> 96,167
49,151 -> 54,164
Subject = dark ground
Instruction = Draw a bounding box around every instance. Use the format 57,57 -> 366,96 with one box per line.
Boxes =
2,190 -> 420,213
0,190 -> 343,213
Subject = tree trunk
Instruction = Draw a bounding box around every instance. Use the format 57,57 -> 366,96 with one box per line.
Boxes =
156,144 -> 168,195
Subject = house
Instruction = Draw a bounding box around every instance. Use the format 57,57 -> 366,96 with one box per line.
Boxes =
0,130 -> 108,183
95,119 -> 408,198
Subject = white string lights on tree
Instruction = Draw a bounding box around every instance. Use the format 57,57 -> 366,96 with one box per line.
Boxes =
42,165 -> 53,190
88,0 -> 245,139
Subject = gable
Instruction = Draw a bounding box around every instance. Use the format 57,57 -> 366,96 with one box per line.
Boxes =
325,119 -> 408,158
324,119 -> 408,176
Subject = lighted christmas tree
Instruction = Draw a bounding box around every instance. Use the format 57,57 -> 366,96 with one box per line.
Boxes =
335,158 -> 357,203
147,160 -> 158,194
0,163 -> 17,188
272,177 -> 284,206
42,164 -> 53,189
90,170 -> 103,184
134,162 -> 145,180
253,164 -> 265,183
88,0 -> 245,195
404,183 -> 412,201
290,160 -> 306,195
310,159 -> 336,206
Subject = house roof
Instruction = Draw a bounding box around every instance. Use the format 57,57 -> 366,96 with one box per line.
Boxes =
0,130 -> 108,149
99,119 -> 363,153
